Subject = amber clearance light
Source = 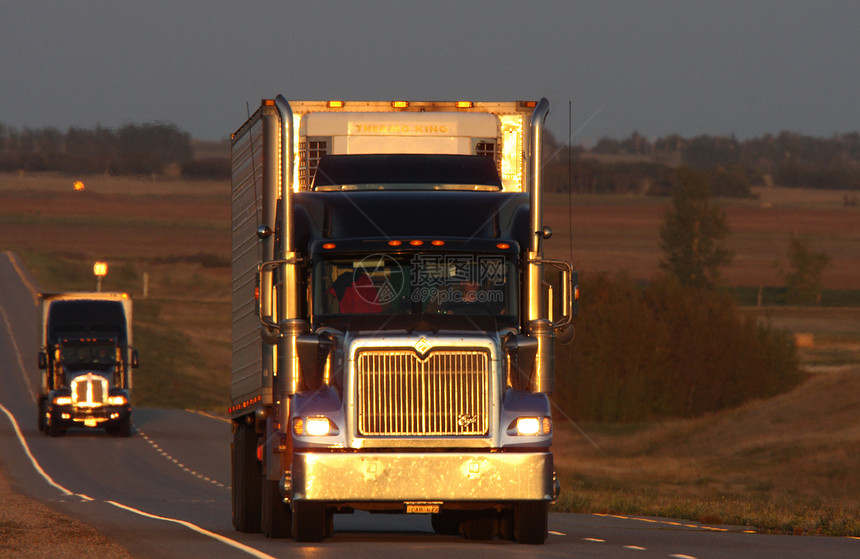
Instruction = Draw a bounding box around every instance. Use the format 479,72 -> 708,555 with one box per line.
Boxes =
388,240 -> 402,247
322,243 -> 336,249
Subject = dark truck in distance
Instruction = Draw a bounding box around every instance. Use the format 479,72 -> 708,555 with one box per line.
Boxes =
37,292 -> 138,437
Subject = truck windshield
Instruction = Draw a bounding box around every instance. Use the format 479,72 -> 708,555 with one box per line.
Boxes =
60,342 -> 116,372
314,253 -> 517,318
311,154 -> 503,192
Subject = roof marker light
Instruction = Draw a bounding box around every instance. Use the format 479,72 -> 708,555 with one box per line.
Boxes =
322,243 -> 336,249
392,101 -> 409,108
496,242 -> 510,249
327,100 -> 344,108
388,240 -> 402,247
431,240 -> 445,246
409,240 -> 423,246
457,101 -> 473,108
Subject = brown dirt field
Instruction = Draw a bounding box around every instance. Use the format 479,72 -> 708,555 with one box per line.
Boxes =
3,174 -> 857,290
0,174 -> 229,261
543,194 -> 860,290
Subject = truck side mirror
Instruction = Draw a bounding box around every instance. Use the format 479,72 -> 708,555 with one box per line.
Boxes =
131,349 -> 139,368
503,334 -> 538,391
38,351 -> 47,370
542,260 -> 576,328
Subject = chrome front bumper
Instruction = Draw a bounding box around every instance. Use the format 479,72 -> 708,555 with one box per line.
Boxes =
290,451 -> 553,502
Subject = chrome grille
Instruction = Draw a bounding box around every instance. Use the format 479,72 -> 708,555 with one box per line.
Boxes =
357,349 -> 490,436
71,374 -> 108,407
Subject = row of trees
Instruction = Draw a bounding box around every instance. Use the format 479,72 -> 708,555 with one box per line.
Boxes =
543,130 -> 860,196
3,122 -> 858,190
588,130 -> 860,173
0,122 -> 204,176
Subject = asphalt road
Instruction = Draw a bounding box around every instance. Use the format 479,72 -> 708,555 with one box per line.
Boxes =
1,251 -> 857,558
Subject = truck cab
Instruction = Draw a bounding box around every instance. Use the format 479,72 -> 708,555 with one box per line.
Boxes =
37,293 -> 137,437
230,99 -> 576,543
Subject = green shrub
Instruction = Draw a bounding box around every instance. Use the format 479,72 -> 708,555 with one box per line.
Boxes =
555,273 -> 803,422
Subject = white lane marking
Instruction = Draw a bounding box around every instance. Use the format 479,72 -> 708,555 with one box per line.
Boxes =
0,402 -> 74,497
624,545 -> 647,550
3,250 -> 40,306
594,512 -> 728,532
106,500 -> 276,559
670,555 -> 698,559
187,408 -> 231,423
0,299 -> 37,402
1,402 -> 268,558
583,537 -> 605,542
139,429 -> 227,489
548,530 -> 566,536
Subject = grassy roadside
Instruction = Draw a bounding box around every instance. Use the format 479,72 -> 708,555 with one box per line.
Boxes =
551,361 -> 860,536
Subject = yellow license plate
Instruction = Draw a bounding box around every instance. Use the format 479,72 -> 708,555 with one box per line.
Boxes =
405,502 -> 441,514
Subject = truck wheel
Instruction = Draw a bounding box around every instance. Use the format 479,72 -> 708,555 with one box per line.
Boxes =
108,417 -> 132,437
118,416 -> 132,438
498,508 -> 515,540
291,501 -> 327,542
231,420 -> 262,533
430,510 -> 461,535
37,399 -> 46,433
462,509 -> 497,540
514,501 -> 548,544
47,418 -> 63,438
261,478 -> 291,538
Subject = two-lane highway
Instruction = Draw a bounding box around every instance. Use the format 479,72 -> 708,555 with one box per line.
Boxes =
1,251 -> 857,558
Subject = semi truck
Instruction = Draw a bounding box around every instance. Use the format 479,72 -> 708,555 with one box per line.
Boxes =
37,292 -> 138,437
230,98 -> 576,543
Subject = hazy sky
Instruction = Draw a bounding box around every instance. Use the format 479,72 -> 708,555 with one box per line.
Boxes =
1,1 -> 857,144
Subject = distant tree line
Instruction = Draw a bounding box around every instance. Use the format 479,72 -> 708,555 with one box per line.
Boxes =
3,122 -> 858,189
544,130 -> 860,197
0,122 -> 229,179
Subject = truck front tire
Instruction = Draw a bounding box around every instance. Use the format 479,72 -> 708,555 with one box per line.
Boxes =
231,419 -> 262,533
291,501 -> 327,542
107,416 -> 132,437
261,478 -> 291,538
462,509 -> 497,540
514,501 -> 548,544
430,510 -> 462,535
37,398 -> 47,433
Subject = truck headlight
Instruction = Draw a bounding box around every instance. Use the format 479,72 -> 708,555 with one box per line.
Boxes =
107,395 -> 127,406
515,417 -> 541,436
53,396 -> 72,405
515,416 -> 552,436
294,417 -> 338,436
